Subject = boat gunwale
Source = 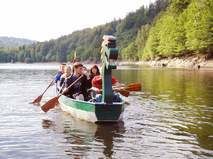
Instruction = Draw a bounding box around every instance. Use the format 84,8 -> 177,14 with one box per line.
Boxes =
59,95 -> 124,106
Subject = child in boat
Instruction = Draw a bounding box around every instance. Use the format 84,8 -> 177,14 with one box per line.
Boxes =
90,75 -> 122,102
55,63 -> 66,91
91,75 -> 119,90
89,65 -> 100,81
85,65 -> 101,89
58,65 -> 72,92
63,62 -> 90,101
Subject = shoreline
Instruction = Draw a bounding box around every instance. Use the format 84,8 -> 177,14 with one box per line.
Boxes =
1,55 -> 213,70
117,56 -> 213,70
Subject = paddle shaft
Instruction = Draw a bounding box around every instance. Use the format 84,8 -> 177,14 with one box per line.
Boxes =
41,79 -> 55,96
41,74 -> 84,112
113,83 -> 141,91
31,79 -> 55,104
59,74 -> 83,96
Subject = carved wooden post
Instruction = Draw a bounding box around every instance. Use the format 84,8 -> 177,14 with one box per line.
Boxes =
101,35 -> 118,103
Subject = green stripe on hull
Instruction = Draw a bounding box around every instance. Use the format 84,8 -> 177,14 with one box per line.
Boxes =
58,95 -> 124,122
59,95 -> 95,112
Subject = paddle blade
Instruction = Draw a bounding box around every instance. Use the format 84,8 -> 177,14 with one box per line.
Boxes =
127,83 -> 141,87
116,89 -> 130,97
31,95 -> 43,104
125,83 -> 141,92
41,96 -> 59,112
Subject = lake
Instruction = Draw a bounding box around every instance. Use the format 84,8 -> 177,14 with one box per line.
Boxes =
0,63 -> 212,159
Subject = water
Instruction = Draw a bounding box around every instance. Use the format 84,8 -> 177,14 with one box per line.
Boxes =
0,63 -> 212,159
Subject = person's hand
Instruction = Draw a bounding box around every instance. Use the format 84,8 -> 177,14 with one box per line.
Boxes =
83,70 -> 90,80
62,88 -> 68,93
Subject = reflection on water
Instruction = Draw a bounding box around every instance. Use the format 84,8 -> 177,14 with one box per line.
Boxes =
0,64 -> 213,158
42,111 -> 125,158
95,122 -> 125,158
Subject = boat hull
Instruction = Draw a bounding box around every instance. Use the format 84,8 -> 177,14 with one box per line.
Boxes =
58,95 -> 124,123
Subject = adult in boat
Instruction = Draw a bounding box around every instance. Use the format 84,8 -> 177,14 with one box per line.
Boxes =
55,63 -> 66,91
63,62 -> 90,101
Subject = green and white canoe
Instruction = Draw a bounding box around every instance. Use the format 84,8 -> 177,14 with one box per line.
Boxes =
58,95 -> 124,123
58,35 -> 125,123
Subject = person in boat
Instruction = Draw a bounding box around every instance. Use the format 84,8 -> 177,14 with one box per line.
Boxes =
89,65 -> 100,81
91,75 -> 119,90
84,65 -> 101,90
58,65 -> 72,92
63,62 -> 90,101
90,75 -> 122,102
55,63 -> 66,91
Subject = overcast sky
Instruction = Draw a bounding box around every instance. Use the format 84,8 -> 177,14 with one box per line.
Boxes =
0,0 -> 155,41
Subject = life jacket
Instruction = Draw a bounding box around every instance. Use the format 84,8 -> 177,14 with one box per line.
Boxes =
91,75 -> 118,89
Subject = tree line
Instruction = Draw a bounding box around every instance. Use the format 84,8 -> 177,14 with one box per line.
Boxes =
0,0 -> 212,63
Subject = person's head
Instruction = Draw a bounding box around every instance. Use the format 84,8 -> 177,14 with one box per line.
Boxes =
59,63 -> 66,73
73,62 -> 84,76
90,65 -> 100,76
64,65 -> 72,77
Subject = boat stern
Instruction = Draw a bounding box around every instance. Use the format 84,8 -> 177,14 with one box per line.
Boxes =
95,102 -> 124,122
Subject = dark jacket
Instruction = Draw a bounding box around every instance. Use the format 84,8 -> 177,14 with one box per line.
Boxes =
64,74 -> 91,100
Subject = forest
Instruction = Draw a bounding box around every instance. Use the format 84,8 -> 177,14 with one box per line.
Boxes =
0,0 -> 212,63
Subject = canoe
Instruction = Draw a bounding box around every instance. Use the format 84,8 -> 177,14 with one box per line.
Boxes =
58,95 -> 124,123
57,35 -> 125,123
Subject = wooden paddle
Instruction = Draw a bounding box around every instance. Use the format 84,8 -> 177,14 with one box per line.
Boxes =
113,83 -> 141,97
31,79 -> 54,104
90,83 -> 141,97
125,83 -> 141,91
114,88 -> 130,97
114,83 -> 141,92
41,75 -> 83,112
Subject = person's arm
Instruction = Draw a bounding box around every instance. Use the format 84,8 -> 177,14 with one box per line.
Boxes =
59,77 -> 65,87
54,72 -> 62,83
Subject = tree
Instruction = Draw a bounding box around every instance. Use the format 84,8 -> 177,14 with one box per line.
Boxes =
184,0 -> 212,53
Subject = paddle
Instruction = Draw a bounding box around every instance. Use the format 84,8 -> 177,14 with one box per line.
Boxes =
31,79 -> 54,104
114,88 -> 130,97
113,83 -> 142,97
90,83 -> 141,97
41,75 -> 83,112
114,83 -> 141,92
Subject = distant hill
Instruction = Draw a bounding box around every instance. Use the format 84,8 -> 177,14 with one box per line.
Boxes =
0,36 -> 35,47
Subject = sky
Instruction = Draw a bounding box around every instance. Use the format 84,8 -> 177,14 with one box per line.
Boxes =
0,0 -> 155,42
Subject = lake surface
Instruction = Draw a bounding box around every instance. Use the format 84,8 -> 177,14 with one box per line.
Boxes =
0,63 -> 212,159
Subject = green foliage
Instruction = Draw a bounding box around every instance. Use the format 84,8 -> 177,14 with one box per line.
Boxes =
0,0 -> 168,63
122,42 -> 138,60
156,13 -> 186,56
1,0 -> 211,63
140,0 -> 212,60
142,26 -> 160,60
136,25 -> 151,59
184,0 -> 212,52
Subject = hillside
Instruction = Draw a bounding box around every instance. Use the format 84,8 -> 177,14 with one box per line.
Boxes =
0,0 -> 168,63
0,36 -> 35,48
123,0 -> 213,61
